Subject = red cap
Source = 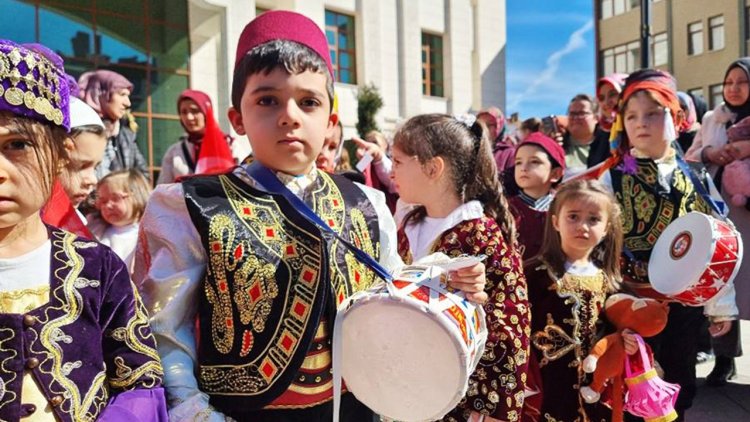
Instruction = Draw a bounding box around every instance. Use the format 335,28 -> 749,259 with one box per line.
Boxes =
234,10 -> 333,77
517,132 -> 566,171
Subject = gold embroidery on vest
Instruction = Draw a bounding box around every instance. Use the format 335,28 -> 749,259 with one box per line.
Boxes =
0,327 -> 18,408
199,175 -> 325,395
31,232 -> 108,421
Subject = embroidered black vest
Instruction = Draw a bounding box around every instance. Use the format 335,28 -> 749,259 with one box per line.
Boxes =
610,158 -> 711,288
182,171 -> 380,410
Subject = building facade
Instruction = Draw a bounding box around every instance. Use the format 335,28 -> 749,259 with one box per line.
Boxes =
1,0 -> 507,179
596,0 -> 750,109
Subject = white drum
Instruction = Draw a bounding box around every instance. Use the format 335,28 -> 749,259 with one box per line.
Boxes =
649,212 -> 742,306
336,263 -> 487,422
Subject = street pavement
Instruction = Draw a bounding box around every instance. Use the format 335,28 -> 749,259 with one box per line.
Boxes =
687,320 -> 750,421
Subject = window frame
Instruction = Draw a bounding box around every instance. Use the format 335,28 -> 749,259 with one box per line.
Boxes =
651,32 -> 668,66
688,21 -> 704,56
421,32 -> 445,97
708,15 -> 725,51
709,83 -> 723,109
325,9 -> 357,85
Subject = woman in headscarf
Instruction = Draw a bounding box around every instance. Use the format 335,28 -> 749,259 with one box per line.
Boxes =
686,58 -> 750,386
676,91 -> 700,153
157,89 -> 233,184
78,69 -> 149,179
596,73 -> 628,133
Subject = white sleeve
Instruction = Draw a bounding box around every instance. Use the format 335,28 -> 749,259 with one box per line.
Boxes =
355,182 -> 404,274
704,282 -> 739,322
134,184 -> 227,419
598,170 -> 614,193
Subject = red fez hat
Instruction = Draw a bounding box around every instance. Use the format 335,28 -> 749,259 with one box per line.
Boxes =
234,10 -> 333,77
517,132 -> 566,171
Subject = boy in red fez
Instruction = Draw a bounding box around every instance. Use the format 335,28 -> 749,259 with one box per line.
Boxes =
508,132 -> 566,261
135,10 -> 487,422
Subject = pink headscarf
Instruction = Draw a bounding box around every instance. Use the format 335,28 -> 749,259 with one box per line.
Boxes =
597,73 -> 628,131
476,107 -> 506,141
78,70 -> 133,116
177,89 -> 213,136
677,91 -> 697,133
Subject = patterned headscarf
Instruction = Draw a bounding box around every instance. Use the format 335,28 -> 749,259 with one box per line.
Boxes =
596,73 -> 628,131
677,91 -> 697,132
78,69 -> 133,117
476,107 -> 505,141
610,69 -> 681,155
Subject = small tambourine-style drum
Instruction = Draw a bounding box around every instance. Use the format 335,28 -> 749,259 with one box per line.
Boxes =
336,260 -> 487,422
649,212 -> 742,306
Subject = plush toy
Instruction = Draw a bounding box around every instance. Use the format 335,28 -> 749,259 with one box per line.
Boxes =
579,293 -> 669,422
722,116 -> 750,207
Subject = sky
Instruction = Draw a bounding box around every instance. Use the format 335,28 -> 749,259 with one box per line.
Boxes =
506,0 -> 596,120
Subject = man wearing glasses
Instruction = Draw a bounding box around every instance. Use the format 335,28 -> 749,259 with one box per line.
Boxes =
562,93 -> 611,178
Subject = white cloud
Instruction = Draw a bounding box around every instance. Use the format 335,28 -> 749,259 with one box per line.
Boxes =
507,20 -> 594,113
508,12 -> 590,27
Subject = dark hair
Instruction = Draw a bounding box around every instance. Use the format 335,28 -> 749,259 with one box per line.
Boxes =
521,117 -> 542,132
70,124 -> 106,138
688,91 -> 707,124
569,93 -> 599,114
539,179 -> 622,292
231,40 -> 334,111
395,114 -> 516,242
0,112 -> 68,199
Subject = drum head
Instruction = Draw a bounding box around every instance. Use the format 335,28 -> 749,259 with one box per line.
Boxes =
341,295 -> 466,421
649,213 -> 714,295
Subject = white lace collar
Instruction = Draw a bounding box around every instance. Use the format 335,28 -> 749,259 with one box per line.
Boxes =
404,200 -> 484,261
235,164 -> 320,198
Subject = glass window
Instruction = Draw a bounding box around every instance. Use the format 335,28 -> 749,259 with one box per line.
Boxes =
0,0 -> 192,179
652,32 -> 668,66
709,15 -> 724,51
151,118 -> 185,167
688,21 -> 703,56
709,83 -> 723,109
149,72 -> 189,115
613,0 -> 626,15
626,41 -> 640,72
0,0 -> 37,44
601,0 -> 613,19
687,88 -> 704,104
325,10 -> 357,84
421,33 -> 444,97
149,23 -> 189,70
603,49 -> 615,75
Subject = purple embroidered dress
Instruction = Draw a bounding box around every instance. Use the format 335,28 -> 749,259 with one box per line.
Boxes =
0,228 -> 166,422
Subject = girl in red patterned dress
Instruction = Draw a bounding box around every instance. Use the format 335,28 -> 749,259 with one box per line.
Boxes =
391,113 -> 529,422
526,179 -> 624,422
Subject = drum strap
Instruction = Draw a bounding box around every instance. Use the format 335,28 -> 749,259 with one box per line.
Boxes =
246,161 -> 393,282
674,154 -> 728,218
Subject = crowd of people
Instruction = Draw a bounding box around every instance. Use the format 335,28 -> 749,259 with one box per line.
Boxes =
0,8 -> 748,422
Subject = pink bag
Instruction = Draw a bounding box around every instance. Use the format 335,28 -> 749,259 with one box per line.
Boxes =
623,335 -> 680,422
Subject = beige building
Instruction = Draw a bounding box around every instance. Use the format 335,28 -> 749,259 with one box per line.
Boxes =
194,0 -> 508,139
596,0 -> 750,109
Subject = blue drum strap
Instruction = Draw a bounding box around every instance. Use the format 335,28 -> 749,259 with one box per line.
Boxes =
674,154 -> 728,218
246,162 -> 393,282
